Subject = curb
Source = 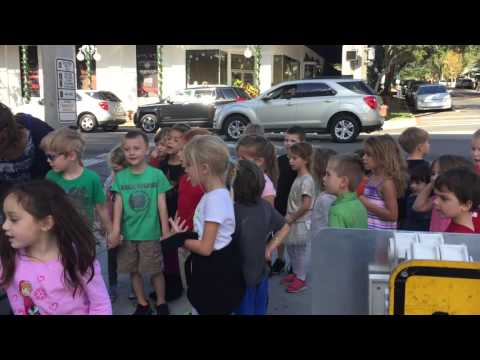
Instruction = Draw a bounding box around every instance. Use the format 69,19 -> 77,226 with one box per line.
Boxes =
382,117 -> 417,130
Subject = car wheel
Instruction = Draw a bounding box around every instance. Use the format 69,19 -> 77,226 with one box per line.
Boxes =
78,113 -> 98,132
223,115 -> 248,141
140,114 -> 158,133
329,114 -> 360,143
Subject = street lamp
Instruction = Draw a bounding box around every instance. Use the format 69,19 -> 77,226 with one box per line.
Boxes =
244,46 -> 253,59
76,45 -> 101,89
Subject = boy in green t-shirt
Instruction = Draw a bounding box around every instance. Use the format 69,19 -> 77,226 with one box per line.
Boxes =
323,154 -> 368,229
110,130 -> 172,316
42,127 -> 112,236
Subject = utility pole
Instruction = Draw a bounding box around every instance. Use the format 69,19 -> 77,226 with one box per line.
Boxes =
39,45 -> 77,129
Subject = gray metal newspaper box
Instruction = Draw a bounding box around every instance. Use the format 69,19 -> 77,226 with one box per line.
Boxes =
311,228 -> 480,315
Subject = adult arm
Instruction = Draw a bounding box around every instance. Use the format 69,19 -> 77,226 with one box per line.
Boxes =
359,179 -> 398,222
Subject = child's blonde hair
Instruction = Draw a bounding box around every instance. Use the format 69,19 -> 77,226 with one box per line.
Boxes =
364,135 -> 408,197
40,127 -> 85,162
108,145 -> 128,168
183,135 -> 230,181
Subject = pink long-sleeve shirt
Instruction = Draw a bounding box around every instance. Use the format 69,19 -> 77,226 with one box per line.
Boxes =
1,253 -> 112,315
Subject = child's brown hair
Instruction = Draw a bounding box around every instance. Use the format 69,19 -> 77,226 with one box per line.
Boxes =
313,148 -> 337,190
289,142 -> 313,172
398,127 -> 429,154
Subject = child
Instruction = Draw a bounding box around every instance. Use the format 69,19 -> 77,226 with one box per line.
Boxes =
41,128 -> 112,239
157,124 -> 191,302
0,180 -> 111,315
167,135 -> 245,315
413,155 -> 474,232
324,154 -> 368,229
236,135 -> 278,206
176,128 -> 209,291
403,163 -> 432,231
232,160 -> 290,315
471,129 -> 480,175
283,142 -> 315,293
353,149 -> 370,197
149,128 -> 171,168
359,135 -> 408,230
272,126 -> 305,275
433,167 -> 480,233
398,127 -> 431,228
110,130 -> 171,315
244,123 -> 265,136
103,146 -> 128,303
311,148 -> 337,233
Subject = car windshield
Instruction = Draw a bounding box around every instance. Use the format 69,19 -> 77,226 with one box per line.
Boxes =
337,81 -> 376,95
88,91 -> 122,102
418,86 -> 447,95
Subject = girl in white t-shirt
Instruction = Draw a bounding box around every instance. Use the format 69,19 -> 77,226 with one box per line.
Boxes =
236,135 -> 278,206
169,135 -> 245,315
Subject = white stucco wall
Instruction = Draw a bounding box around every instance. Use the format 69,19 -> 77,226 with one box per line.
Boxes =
0,45 -> 22,108
342,45 -> 368,80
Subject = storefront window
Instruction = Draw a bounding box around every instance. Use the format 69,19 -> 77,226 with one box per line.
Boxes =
186,50 -> 227,87
75,45 -> 97,90
19,46 -> 40,97
231,54 -> 255,85
136,45 -> 158,97
272,55 -> 300,86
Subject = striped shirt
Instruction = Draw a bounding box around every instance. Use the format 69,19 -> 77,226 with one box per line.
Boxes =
363,177 -> 397,230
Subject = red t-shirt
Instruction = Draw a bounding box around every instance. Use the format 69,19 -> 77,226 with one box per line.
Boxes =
177,174 -> 204,231
445,212 -> 480,234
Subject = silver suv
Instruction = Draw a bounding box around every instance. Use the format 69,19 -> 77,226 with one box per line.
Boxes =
213,79 -> 384,142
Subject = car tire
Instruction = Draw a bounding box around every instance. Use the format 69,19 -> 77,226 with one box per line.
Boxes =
78,113 -> 98,133
329,114 -> 360,143
140,114 -> 159,133
223,115 -> 249,141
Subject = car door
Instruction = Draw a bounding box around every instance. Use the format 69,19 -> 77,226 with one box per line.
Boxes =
254,84 -> 298,128
160,89 -> 194,124
293,82 -> 338,128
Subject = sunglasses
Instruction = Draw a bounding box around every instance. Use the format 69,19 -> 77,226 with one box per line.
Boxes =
46,153 -> 65,161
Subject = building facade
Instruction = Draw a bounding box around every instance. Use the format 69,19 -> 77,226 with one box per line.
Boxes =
0,45 -> 324,114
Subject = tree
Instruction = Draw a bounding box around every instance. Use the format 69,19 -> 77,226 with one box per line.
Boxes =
443,50 -> 464,82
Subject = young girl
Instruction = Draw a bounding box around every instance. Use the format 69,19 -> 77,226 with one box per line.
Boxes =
104,145 -> 128,303
236,135 -> 279,206
149,128 -> 171,168
167,135 -> 245,315
413,155 -> 474,232
232,160 -> 290,315
311,148 -> 337,234
283,142 -> 315,293
0,180 -> 111,315
471,129 -> 480,175
359,135 -> 408,230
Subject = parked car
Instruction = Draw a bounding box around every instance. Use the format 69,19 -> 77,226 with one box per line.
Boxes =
413,84 -> 452,112
455,78 -> 475,89
13,90 -> 128,132
213,79 -> 384,143
134,86 -> 251,133
405,81 -> 428,104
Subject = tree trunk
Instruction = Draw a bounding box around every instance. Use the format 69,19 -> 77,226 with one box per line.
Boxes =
382,65 -> 396,96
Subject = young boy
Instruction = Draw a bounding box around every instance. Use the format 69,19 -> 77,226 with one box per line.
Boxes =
272,126 -> 305,275
110,130 -> 172,315
157,124 -> 190,302
404,163 -> 432,231
398,127 -> 431,229
323,154 -> 368,229
42,128 -> 112,238
433,167 -> 480,233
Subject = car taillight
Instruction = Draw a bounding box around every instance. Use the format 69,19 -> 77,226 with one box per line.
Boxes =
236,96 -> 247,102
99,101 -> 109,111
363,96 -> 378,110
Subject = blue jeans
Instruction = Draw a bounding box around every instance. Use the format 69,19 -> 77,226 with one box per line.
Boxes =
234,276 -> 269,315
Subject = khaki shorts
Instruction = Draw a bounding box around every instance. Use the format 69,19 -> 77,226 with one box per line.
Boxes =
117,240 -> 164,275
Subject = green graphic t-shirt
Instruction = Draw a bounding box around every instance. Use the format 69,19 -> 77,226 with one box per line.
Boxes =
46,168 -> 106,226
111,165 -> 171,241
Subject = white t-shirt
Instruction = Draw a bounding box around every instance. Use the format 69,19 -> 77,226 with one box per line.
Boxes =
193,188 -> 235,250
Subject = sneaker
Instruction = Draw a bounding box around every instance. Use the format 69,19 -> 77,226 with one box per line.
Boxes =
270,259 -> 286,276
132,303 -> 153,315
281,273 -> 296,285
286,278 -> 308,293
156,303 -> 170,315
109,285 -> 117,303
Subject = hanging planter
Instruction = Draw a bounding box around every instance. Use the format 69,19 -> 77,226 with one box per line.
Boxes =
20,45 -> 31,103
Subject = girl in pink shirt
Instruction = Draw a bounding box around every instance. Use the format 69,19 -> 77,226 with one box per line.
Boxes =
236,135 -> 278,205
0,180 -> 111,315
